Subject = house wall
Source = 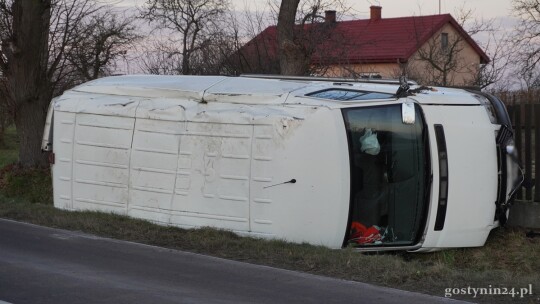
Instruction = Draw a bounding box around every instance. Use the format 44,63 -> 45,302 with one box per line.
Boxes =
318,23 -> 482,86
407,23 -> 481,86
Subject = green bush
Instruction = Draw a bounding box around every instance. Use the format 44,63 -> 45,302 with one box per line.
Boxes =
0,164 -> 53,204
0,125 -> 18,167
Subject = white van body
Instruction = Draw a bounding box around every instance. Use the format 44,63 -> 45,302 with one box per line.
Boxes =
42,75 -> 521,251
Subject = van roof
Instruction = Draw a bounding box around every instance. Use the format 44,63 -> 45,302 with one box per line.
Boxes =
67,75 -> 480,106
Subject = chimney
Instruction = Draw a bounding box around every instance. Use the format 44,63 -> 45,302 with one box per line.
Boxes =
325,10 -> 336,23
370,6 -> 382,21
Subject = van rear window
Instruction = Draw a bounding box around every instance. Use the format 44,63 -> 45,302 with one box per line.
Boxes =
307,89 -> 395,101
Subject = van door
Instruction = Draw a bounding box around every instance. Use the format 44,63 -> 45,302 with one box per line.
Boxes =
342,103 -> 430,248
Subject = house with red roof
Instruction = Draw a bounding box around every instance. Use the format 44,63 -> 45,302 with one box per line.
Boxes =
233,6 -> 489,86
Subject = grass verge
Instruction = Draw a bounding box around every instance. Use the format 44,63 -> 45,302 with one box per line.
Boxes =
0,126 -> 52,204
0,125 -> 18,167
0,164 -> 52,204
0,195 -> 538,304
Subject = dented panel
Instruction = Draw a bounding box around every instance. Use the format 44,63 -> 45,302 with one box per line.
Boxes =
129,117 -> 184,224
169,122 -> 252,231
72,113 -> 136,214
47,75 -> 518,251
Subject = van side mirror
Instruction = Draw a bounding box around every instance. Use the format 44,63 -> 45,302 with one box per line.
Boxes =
402,101 -> 415,125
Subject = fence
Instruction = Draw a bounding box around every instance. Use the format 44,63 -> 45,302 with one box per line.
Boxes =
504,100 -> 539,202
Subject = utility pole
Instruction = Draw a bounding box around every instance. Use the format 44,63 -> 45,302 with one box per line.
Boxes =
439,0 -> 441,14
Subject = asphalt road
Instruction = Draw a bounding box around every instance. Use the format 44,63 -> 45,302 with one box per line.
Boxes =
0,219 -> 467,304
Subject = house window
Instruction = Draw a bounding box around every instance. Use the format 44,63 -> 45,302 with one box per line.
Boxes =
441,33 -> 449,50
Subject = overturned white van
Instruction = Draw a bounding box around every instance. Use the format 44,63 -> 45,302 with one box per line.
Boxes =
42,75 -> 522,251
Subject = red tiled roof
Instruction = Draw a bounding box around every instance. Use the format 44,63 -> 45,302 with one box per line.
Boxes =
240,14 -> 489,65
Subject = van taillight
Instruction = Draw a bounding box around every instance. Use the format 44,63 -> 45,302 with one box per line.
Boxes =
48,152 -> 55,165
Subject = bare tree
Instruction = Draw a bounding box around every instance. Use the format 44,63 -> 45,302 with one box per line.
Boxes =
189,28 -> 237,75
221,8 -> 280,75
0,0 -> 141,167
139,3 -> 279,76
474,31 -> 511,90
140,0 -> 230,75
513,0 -> 540,71
175,14 -> 237,75
275,0 -> 353,76
67,11 -> 140,81
0,87 -> 12,148
464,11 -> 512,90
139,42 -> 184,75
0,0 -> 53,166
47,0 -> 103,93
277,0 -> 305,75
138,31 -> 234,76
411,11 -> 471,86
407,8 -> 504,88
413,31 -> 466,86
511,0 -> 540,90
141,0 -> 356,76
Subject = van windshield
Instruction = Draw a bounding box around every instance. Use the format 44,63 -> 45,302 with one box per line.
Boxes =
342,104 -> 429,247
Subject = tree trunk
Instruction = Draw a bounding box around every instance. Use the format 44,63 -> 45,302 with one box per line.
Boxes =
277,0 -> 308,76
442,71 -> 448,87
0,116 -> 5,148
14,97 -> 49,166
182,54 -> 191,75
4,0 -> 52,167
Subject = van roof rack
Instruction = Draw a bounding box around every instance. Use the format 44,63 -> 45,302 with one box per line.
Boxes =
240,74 -> 418,86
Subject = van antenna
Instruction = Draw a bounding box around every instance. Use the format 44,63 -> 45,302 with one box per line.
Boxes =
264,179 -> 297,189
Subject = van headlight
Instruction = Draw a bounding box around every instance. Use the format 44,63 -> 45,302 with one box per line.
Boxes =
506,144 -> 515,155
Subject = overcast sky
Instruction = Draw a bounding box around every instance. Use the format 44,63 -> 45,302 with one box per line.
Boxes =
116,0 -> 514,20
357,0 -> 511,19
115,0 -> 517,81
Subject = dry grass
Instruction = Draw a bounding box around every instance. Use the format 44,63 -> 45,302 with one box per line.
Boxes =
0,126 -> 17,168
0,164 -> 52,204
0,125 -> 53,205
0,196 -> 538,303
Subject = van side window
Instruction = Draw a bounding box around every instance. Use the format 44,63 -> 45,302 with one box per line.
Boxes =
307,89 -> 395,101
